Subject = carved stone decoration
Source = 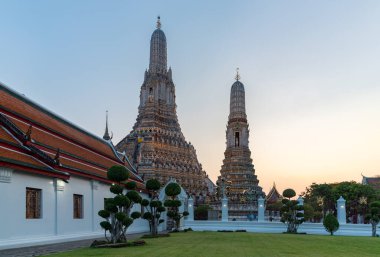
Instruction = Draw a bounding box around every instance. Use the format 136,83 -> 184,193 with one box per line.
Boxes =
216,73 -> 264,217
0,167 -> 13,183
116,18 -> 209,201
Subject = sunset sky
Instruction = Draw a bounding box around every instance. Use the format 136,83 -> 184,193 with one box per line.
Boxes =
1,0 -> 380,194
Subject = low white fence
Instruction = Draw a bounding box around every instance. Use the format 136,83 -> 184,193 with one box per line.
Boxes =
184,220 -> 374,237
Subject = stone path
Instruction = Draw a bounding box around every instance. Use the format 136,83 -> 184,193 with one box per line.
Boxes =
0,232 -> 146,257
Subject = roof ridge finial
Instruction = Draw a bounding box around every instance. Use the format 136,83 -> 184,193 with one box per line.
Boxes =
156,15 -> 161,29
103,110 -> 111,141
235,67 -> 240,81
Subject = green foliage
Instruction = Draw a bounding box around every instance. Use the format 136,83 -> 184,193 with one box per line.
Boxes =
280,188 -> 304,233
164,199 -> 182,208
303,204 -> 315,221
110,184 -> 124,194
100,221 -> 111,231
115,212 -> 127,221
164,182 -> 187,231
141,199 -> 149,206
283,189 -> 296,199
323,213 -> 339,235
157,206 -> 166,212
127,190 -> 142,203
114,195 -> 130,207
146,179 -> 161,191
99,165 -> 142,244
143,212 -> 153,220
366,201 -> 380,237
303,181 -> 377,223
183,211 -> 189,216
165,182 -> 181,196
123,217 -> 133,227
150,200 -> 162,208
105,199 -> 118,213
125,181 -> 137,190
98,210 -> 110,219
107,165 -> 129,182
131,211 -> 141,219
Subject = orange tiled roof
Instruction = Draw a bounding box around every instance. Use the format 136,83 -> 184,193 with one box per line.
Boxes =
0,83 -> 143,187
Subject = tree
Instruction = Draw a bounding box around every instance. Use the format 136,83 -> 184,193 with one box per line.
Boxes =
302,183 -> 334,218
333,181 -> 376,223
303,181 -> 377,223
164,182 -> 189,231
303,203 -> 315,222
365,201 -> 380,237
280,188 -> 304,233
98,165 -> 142,244
323,213 -> 339,235
141,179 -> 166,236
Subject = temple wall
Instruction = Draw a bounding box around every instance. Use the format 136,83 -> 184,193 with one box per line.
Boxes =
0,170 -> 150,250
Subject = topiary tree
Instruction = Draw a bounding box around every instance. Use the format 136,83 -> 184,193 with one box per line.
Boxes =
164,182 -> 189,231
280,188 -> 304,233
98,165 -> 142,244
365,201 -> 380,237
141,179 -> 166,236
323,213 -> 339,235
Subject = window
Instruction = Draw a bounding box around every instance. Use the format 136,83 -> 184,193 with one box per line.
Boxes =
235,132 -> 240,147
26,187 -> 42,219
73,194 -> 83,219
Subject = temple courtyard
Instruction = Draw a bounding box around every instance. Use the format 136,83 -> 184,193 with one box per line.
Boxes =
44,232 -> 380,257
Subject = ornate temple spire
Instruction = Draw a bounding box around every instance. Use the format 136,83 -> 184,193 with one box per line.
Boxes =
229,69 -> 247,121
103,110 -> 111,141
149,16 -> 167,74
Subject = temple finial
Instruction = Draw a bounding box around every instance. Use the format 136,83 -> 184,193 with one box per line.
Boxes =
235,67 -> 240,81
103,110 -> 111,141
156,16 -> 161,29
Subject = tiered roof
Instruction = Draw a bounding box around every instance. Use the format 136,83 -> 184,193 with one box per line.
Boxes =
266,182 -> 282,204
0,82 -> 143,187
362,175 -> 380,191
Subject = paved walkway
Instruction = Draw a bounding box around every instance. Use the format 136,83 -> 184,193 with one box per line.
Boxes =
0,232 -> 146,257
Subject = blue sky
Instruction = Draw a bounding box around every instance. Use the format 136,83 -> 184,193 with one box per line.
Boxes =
1,0 -> 380,194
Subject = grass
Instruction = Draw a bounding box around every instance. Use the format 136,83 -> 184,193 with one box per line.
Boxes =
46,231 -> 380,257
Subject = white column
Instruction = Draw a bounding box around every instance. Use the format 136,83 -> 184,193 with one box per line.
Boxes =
54,178 -> 65,235
258,196 -> 265,222
222,197 -> 228,222
297,196 -> 304,220
337,196 -> 346,224
187,197 -> 194,221
91,180 -> 99,231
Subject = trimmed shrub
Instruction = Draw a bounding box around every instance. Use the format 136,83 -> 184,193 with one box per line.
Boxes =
107,166 -> 129,182
146,179 -> 161,191
323,213 -> 339,235
165,182 -> 181,196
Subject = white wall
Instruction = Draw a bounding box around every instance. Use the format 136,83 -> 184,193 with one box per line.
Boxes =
0,169 -> 150,249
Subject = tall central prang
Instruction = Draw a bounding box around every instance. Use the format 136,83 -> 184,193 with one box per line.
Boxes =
116,17 -> 209,200
217,70 -> 264,217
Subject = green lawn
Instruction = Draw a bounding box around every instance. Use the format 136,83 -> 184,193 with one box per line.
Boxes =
46,232 -> 380,257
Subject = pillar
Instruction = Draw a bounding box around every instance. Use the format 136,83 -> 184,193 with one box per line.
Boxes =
337,196 -> 346,224
297,196 -> 304,220
222,197 -> 228,221
187,196 -> 194,221
258,196 -> 265,222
